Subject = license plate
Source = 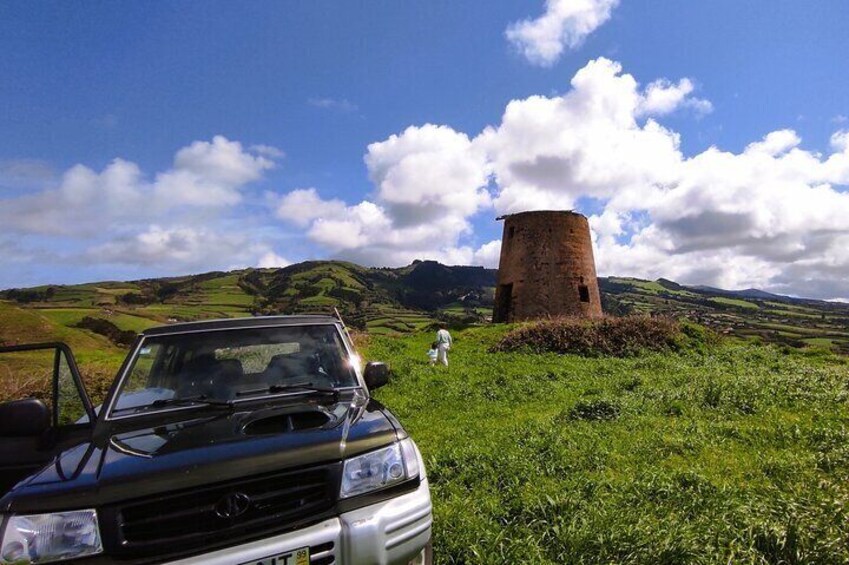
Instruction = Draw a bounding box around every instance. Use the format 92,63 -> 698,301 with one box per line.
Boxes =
241,546 -> 309,565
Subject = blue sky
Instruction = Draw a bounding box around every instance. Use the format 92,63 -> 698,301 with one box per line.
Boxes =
2,1 -> 849,298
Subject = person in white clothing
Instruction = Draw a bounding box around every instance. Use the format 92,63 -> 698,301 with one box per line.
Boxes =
435,323 -> 453,366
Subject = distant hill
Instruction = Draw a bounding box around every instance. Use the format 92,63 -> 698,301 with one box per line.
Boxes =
2,261 -> 849,352
601,277 -> 849,353
0,260 -> 497,339
690,285 -> 785,301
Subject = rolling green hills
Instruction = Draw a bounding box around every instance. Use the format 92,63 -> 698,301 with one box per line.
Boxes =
2,259 -> 849,358
600,277 -> 849,353
2,263 -> 849,562
3,259 -> 849,354
0,260 -> 496,344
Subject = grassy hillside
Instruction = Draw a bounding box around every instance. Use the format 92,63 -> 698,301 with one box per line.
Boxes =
0,260 -> 495,340
601,277 -> 849,353
0,302 -> 125,401
2,260 -> 849,361
0,260 -> 496,402
2,264 -> 848,562
366,326 -> 849,564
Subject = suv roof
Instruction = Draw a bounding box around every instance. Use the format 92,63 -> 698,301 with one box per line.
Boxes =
141,315 -> 340,336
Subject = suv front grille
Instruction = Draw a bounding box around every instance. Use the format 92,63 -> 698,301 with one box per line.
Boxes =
112,464 -> 338,555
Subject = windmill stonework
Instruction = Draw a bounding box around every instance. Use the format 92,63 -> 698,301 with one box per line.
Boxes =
492,210 -> 603,323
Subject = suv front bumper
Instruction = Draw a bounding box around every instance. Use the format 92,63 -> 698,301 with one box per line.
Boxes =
165,477 -> 432,565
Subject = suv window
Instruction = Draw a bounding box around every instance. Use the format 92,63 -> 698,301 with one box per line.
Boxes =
111,325 -> 358,416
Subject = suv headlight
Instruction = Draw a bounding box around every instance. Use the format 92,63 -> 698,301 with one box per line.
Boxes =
340,438 -> 421,499
1,510 -> 103,564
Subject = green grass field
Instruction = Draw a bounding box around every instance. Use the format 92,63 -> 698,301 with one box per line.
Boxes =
365,326 -> 849,564
2,303 -> 848,563
710,297 -> 759,310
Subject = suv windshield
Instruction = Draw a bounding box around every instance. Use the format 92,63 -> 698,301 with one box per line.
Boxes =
111,324 -> 358,416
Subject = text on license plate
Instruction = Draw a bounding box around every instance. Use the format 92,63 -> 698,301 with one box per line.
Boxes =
242,546 -> 309,565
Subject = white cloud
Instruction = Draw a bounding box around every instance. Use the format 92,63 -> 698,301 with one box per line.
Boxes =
274,124 -> 492,266
257,251 -> 290,269
0,159 -> 147,236
308,97 -> 358,112
830,130 -> 849,152
274,57 -> 849,299
472,240 -> 502,268
506,0 -> 619,66
639,78 -> 713,117
250,144 -> 286,159
0,136 -> 277,236
6,56 -> 849,300
478,58 -> 686,214
87,225 -> 281,271
474,59 -> 849,299
365,124 -> 491,225
0,137 -> 284,283
274,188 -> 347,228
157,136 -> 275,207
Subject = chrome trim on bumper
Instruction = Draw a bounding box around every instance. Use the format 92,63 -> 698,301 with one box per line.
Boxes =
340,477 -> 432,564
165,517 -> 341,564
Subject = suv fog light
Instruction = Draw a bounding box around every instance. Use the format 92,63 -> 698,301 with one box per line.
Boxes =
0,510 -> 103,564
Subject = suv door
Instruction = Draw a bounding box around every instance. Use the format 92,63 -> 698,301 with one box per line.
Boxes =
0,343 -> 96,493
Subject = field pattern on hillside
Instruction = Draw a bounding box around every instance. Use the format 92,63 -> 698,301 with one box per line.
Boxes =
4,261 -> 849,355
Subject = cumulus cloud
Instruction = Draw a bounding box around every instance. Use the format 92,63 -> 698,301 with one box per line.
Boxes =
1,158 -> 148,236
478,58 -> 687,214
274,57 -> 849,299
474,59 -> 849,298
365,124 -> 491,226
6,56 -> 849,299
273,124 -> 493,266
274,188 -> 347,228
256,251 -> 290,269
155,136 -> 275,207
0,137 -> 284,284
0,136 -> 277,237
87,225 -> 282,271
472,240 -> 503,268
506,0 -> 618,66
639,78 -> 713,117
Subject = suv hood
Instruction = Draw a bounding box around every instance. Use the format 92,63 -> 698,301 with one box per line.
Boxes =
2,394 -> 400,513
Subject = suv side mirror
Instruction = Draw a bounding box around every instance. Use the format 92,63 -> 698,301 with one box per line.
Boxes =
0,399 -> 51,437
364,362 -> 389,390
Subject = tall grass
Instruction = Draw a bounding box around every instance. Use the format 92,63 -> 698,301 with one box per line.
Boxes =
366,325 -> 849,564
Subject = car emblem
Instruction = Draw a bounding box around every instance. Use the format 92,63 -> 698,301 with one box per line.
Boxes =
214,492 -> 252,519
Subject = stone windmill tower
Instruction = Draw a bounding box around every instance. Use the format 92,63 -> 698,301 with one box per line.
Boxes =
492,210 -> 602,323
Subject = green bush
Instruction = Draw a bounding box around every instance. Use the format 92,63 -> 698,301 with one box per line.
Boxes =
491,316 -> 691,357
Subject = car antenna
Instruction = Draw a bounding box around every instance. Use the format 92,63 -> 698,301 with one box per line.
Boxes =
334,307 -> 353,342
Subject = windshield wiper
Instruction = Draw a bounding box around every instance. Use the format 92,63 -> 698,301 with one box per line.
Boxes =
151,396 -> 236,409
235,383 -> 339,400
112,396 -> 236,414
